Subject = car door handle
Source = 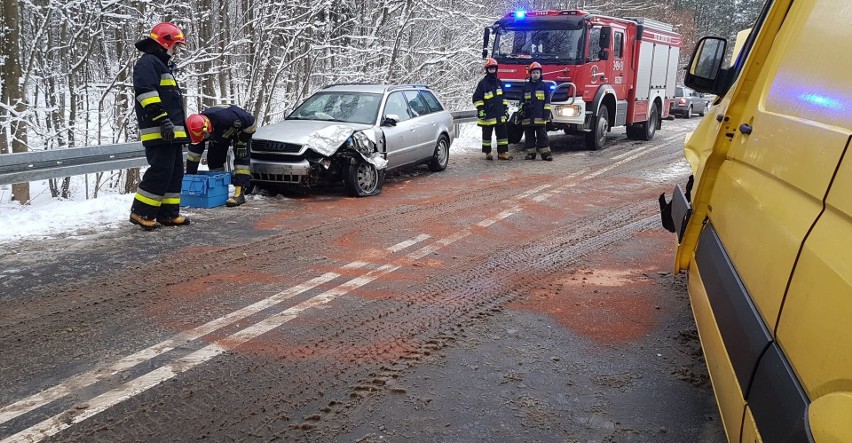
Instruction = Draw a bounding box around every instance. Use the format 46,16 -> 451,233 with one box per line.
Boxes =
739,123 -> 753,135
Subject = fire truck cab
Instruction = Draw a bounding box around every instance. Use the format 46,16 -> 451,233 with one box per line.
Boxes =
483,10 -> 682,150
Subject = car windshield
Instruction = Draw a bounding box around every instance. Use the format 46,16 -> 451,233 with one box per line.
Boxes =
287,92 -> 382,125
493,26 -> 585,63
676,87 -> 685,96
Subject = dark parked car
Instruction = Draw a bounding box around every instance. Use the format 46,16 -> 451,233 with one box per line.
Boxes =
670,86 -> 711,118
249,84 -> 454,197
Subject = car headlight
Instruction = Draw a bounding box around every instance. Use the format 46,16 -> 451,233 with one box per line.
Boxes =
554,105 -> 581,118
347,130 -> 375,155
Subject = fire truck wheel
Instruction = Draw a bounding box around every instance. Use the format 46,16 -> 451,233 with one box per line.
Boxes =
584,104 -> 609,150
638,103 -> 658,141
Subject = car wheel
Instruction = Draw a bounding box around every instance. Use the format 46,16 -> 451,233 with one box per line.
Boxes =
428,135 -> 450,172
686,105 -> 693,119
345,159 -> 384,197
699,103 -> 707,117
584,104 -> 609,150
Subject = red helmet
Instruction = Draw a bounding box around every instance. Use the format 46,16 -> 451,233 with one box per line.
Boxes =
528,62 -> 543,74
484,58 -> 499,69
149,22 -> 186,50
186,114 -> 213,144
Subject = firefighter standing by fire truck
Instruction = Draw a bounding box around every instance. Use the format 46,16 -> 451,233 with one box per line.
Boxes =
129,22 -> 191,231
185,105 -> 256,207
519,62 -> 553,161
472,58 -> 512,160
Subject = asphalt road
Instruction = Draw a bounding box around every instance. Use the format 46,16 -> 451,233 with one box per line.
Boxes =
0,118 -> 724,442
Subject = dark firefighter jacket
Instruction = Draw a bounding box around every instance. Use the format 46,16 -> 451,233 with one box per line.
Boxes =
133,38 -> 188,147
472,74 -> 508,126
519,79 -> 552,127
200,105 -> 257,147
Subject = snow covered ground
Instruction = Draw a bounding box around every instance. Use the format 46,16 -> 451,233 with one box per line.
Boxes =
0,126 -> 482,244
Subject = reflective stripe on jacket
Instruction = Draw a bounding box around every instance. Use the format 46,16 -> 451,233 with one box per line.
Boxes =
472,74 -> 508,126
520,79 -> 552,127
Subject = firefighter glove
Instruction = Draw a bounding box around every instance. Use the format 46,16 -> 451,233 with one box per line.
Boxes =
478,108 -> 486,119
235,141 -> 248,158
160,118 -> 175,142
503,108 -> 510,120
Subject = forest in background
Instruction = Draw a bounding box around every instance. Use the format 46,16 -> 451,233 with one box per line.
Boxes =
0,0 -> 764,201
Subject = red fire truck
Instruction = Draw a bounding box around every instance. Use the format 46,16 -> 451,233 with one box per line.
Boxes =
482,10 -> 682,150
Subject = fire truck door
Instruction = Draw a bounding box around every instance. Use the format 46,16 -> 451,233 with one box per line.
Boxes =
609,28 -> 628,99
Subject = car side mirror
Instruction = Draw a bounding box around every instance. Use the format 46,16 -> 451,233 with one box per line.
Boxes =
482,27 -> 491,58
685,36 -> 728,94
382,114 -> 399,127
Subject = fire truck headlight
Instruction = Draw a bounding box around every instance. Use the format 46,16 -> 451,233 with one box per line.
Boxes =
555,105 -> 581,118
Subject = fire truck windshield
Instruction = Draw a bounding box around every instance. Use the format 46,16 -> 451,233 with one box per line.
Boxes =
493,27 -> 584,64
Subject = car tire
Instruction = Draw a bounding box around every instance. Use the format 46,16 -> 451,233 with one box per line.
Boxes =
584,104 -> 609,150
686,105 -> 693,119
345,159 -> 384,197
428,135 -> 450,172
699,103 -> 707,117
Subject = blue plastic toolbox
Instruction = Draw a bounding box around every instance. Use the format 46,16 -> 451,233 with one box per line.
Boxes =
181,171 -> 231,208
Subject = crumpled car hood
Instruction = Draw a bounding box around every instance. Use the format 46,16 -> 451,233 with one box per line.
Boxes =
253,120 -> 372,147
254,119 -> 387,170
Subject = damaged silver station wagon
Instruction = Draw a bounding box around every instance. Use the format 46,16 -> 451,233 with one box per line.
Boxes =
249,84 -> 455,197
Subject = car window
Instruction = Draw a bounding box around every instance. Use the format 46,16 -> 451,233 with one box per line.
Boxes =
419,91 -> 444,113
403,90 -> 430,117
288,91 -> 381,124
384,92 -> 412,122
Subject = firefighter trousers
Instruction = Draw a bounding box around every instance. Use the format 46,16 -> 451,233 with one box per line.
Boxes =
481,124 -> 509,154
131,143 -> 185,220
524,126 -> 549,151
186,134 -> 252,188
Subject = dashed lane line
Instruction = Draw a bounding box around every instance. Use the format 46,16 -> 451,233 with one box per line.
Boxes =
386,234 -> 431,253
3,264 -> 400,443
0,271 -> 344,427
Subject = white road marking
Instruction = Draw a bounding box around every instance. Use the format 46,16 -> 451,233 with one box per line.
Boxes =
407,231 -> 470,260
476,207 -> 520,228
2,265 -> 399,443
514,184 -> 553,200
0,272 -> 342,426
386,234 -> 431,253
585,144 -> 666,180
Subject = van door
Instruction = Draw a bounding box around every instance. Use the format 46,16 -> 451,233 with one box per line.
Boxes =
684,0 -> 851,440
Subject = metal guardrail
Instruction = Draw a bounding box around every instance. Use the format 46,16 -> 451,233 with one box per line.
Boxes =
0,111 -> 479,186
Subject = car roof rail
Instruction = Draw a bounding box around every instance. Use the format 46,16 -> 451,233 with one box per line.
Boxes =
386,84 -> 430,91
321,82 -> 379,89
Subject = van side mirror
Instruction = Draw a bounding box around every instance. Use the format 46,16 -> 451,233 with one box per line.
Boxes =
600,26 -> 612,48
382,114 -> 399,127
685,36 -> 727,94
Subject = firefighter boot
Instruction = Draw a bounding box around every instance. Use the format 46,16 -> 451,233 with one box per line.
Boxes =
541,147 -> 553,162
498,152 -> 513,160
226,186 -> 246,207
485,152 -> 494,161
525,149 -> 537,160
157,215 -> 191,226
129,213 -> 161,231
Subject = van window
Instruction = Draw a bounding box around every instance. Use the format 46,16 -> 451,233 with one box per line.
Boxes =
419,91 -> 444,113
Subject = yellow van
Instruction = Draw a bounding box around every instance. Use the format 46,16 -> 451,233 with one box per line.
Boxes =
659,0 -> 852,441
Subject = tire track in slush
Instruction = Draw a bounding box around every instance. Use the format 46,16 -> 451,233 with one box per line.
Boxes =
2,133 -> 687,441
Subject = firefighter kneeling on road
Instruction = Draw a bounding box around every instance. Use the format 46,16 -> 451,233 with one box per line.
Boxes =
519,62 -> 553,161
185,105 -> 257,207
473,58 -> 512,160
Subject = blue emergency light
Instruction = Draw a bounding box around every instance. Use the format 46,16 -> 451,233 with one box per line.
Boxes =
515,10 -> 527,19
504,83 -> 512,88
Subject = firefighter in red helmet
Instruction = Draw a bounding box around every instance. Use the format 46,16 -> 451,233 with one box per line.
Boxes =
519,61 -> 553,161
472,58 -> 512,160
185,105 -> 257,207
129,22 -> 190,230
